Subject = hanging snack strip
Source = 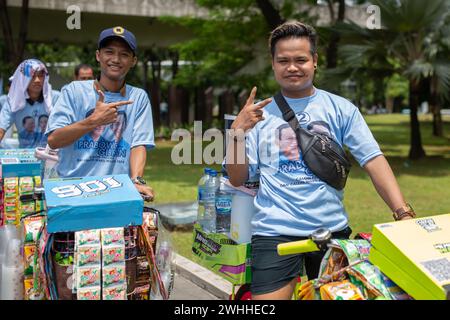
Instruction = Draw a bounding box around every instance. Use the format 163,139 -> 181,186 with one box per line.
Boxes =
74,229 -> 101,300
138,212 -> 168,300
101,228 -> 127,300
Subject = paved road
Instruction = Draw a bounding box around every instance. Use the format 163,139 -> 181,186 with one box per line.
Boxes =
170,272 -> 219,300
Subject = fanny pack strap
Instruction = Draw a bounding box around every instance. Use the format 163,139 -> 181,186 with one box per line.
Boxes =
274,92 -> 309,152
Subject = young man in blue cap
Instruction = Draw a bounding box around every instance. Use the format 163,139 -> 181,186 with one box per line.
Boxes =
46,26 -> 155,200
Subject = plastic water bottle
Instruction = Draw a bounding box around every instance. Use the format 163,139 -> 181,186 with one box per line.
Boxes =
197,168 -> 210,229
215,179 -> 232,234
199,170 -> 219,233
197,168 -> 211,206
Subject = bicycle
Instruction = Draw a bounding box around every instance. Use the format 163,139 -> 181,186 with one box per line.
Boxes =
231,228 -> 374,300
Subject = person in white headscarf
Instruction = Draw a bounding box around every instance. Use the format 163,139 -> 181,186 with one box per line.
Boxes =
0,59 -> 60,148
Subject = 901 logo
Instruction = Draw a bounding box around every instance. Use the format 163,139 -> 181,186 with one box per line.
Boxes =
51,177 -> 122,198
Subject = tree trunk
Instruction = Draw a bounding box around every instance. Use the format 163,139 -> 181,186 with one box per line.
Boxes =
430,76 -> 443,137
255,0 -> 285,30
408,81 -> 426,159
218,89 -> 235,121
195,86 -> 206,122
150,59 -> 161,128
168,85 -> 189,126
326,0 -> 345,69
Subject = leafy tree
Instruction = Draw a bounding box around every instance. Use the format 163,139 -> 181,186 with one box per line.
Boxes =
324,0 -> 450,159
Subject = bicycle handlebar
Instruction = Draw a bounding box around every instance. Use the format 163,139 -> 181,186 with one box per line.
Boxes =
277,239 -> 320,255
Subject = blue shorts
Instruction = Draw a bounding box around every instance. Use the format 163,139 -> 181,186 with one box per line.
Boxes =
250,227 -> 352,295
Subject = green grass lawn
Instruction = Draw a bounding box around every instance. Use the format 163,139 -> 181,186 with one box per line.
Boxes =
145,114 -> 450,259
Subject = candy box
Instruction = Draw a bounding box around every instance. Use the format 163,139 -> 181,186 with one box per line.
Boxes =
44,174 -> 143,233
0,148 -> 41,178
369,213 -> 450,300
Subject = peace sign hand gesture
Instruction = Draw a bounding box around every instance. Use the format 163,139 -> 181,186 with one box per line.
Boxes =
231,87 -> 272,132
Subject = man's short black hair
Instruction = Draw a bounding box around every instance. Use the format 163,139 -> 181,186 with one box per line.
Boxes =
269,21 -> 318,58
74,64 -> 94,77
22,116 -> 33,126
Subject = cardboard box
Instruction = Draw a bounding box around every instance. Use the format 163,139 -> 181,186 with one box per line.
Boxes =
192,224 -> 251,285
44,174 -> 143,233
0,149 -> 41,178
369,214 -> 450,300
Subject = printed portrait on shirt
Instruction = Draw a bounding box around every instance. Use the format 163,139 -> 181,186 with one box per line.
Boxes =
84,109 -> 106,142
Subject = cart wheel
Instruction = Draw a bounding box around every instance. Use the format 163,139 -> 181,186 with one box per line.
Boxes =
230,284 -> 252,300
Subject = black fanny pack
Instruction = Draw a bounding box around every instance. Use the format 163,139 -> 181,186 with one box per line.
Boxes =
274,92 -> 351,190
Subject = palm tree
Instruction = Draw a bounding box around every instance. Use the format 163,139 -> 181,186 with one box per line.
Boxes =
324,0 -> 450,159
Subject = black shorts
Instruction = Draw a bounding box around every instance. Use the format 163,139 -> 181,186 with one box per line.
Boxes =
250,227 -> 352,296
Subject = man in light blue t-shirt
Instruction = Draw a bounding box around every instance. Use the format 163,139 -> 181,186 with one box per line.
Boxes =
225,21 -> 416,300
0,59 -> 60,148
46,26 -> 155,201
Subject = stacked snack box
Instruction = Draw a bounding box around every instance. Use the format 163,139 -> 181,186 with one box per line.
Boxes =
0,149 -> 41,226
369,213 -> 450,300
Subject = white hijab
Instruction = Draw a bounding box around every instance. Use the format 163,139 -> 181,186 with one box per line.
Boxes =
8,59 -> 53,113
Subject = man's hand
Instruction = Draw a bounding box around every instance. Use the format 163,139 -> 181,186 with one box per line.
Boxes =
231,87 -> 272,132
89,90 -> 133,126
134,183 -> 154,202
398,215 -> 413,221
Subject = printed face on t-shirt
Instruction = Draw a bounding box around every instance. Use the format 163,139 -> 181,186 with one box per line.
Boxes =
22,117 -> 35,133
39,115 -> 48,132
277,125 -> 299,161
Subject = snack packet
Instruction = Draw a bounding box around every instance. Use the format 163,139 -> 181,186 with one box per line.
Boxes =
320,280 -> 365,300
77,287 -> 101,300
103,284 -> 127,300
23,244 -> 37,276
101,228 -> 125,247
75,229 -> 101,247
102,264 -> 126,287
23,216 -> 45,243
19,177 -> 34,195
24,278 -> 45,300
76,246 -> 101,267
4,177 -> 18,199
102,246 -> 125,266
77,266 -> 101,288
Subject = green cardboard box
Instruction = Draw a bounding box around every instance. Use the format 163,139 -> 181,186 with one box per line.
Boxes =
192,224 -> 251,285
369,214 -> 450,300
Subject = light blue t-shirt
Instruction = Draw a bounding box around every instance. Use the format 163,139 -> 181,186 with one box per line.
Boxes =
242,88 -> 382,237
0,90 -> 60,148
0,95 -> 7,111
46,80 -> 155,178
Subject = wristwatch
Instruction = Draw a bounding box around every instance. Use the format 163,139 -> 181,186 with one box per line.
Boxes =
393,203 -> 416,221
131,176 -> 147,185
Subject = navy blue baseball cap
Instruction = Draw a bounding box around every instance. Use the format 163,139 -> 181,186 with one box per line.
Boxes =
98,26 -> 137,54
